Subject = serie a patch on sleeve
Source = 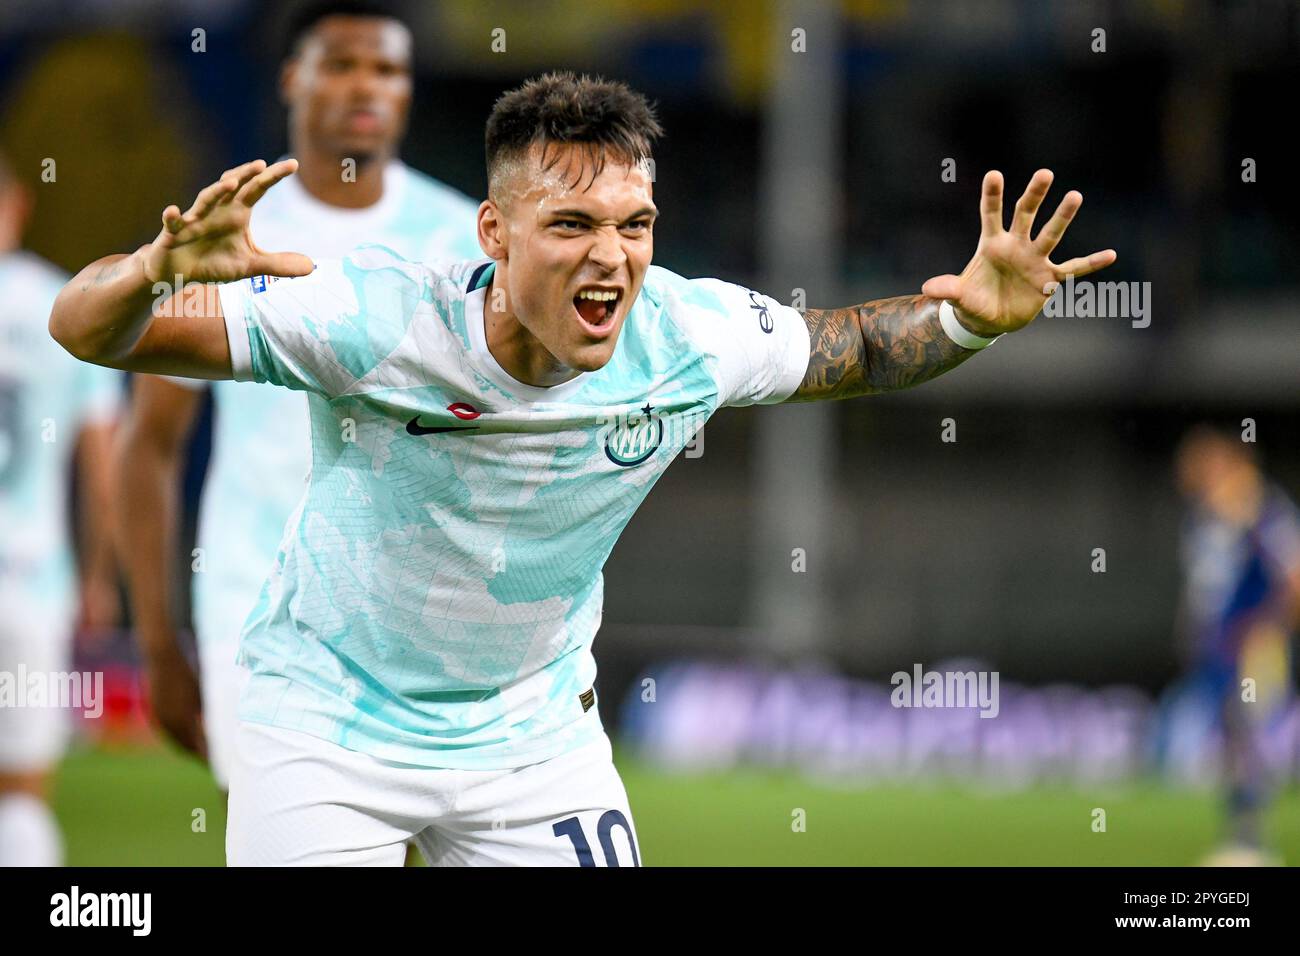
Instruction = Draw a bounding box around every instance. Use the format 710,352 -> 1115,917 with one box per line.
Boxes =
250,265 -> 315,294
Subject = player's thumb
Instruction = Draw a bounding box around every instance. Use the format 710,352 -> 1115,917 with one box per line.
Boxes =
255,251 -> 315,278
921,274 -> 961,301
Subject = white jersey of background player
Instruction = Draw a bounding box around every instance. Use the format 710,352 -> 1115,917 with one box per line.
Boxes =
115,5 -> 479,789
0,157 -> 120,865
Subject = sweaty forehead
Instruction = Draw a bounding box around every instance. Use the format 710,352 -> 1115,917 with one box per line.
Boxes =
302,16 -> 411,61
503,143 -> 655,217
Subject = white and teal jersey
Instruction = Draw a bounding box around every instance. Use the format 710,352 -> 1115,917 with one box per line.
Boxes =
185,161 -> 482,655
0,251 -> 120,616
216,246 -> 810,769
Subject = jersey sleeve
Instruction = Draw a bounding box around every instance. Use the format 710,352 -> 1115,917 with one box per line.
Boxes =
671,276 -> 811,408
216,247 -> 425,398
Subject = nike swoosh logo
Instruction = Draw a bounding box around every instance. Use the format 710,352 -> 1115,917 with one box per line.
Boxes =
406,416 -> 480,436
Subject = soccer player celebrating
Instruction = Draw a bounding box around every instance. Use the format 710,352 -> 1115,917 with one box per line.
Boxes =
0,152 -> 121,866
114,0 -> 481,792
50,72 -> 1115,865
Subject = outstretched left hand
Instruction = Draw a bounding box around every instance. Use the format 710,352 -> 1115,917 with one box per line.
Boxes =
921,169 -> 1117,336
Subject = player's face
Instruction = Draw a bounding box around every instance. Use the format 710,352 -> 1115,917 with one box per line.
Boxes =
487,143 -> 656,374
284,16 -> 412,159
1175,434 -> 1258,521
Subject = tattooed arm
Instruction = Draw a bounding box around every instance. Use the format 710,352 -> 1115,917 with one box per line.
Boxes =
787,296 -> 975,401
785,169 -> 1117,403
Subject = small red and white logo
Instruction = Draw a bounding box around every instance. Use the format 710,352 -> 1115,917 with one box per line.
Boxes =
406,401 -> 484,437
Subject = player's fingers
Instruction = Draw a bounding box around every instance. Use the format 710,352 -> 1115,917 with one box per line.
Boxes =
1052,248 -> 1118,278
161,204 -> 184,234
185,161 -> 267,219
253,251 -> 315,278
1010,168 -> 1053,238
979,170 -> 1005,237
237,158 -> 299,208
921,273 -> 962,300
216,159 -> 270,190
1033,190 -> 1082,255
185,176 -> 241,222
215,159 -> 268,205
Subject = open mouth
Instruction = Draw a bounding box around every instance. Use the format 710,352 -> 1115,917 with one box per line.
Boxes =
573,288 -> 621,334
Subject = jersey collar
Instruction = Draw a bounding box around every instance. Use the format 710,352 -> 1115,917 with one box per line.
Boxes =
464,276 -> 593,403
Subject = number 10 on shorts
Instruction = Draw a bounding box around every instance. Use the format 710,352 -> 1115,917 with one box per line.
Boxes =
552,811 -> 640,866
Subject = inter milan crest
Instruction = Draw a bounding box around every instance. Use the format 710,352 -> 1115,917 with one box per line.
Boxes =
603,402 -> 664,467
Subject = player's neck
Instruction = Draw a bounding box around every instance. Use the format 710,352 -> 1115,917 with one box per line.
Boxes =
291,151 -> 391,209
482,278 -> 582,389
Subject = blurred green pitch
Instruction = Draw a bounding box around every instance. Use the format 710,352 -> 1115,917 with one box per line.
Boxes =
55,744 -> 1300,866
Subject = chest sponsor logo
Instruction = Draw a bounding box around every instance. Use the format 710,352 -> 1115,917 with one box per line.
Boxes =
406,401 -> 482,435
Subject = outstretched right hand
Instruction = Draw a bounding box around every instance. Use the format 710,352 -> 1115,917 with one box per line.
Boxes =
141,158 -> 314,286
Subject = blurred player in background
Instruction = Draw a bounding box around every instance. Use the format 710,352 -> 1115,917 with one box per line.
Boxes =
0,152 -> 121,865
1174,425 -> 1300,866
114,0 -> 481,796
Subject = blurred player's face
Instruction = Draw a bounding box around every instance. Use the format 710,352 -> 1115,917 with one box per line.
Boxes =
479,142 -> 656,377
282,16 -> 412,160
1175,432 -> 1261,523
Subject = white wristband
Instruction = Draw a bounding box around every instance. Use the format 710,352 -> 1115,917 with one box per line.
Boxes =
939,300 -> 1001,350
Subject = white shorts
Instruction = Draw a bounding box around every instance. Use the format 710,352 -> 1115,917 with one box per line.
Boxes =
196,635 -> 240,790
227,720 -> 642,867
0,592 -> 74,772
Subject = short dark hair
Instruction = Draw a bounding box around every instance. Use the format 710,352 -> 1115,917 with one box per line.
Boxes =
485,72 -> 663,196
282,0 -> 409,61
